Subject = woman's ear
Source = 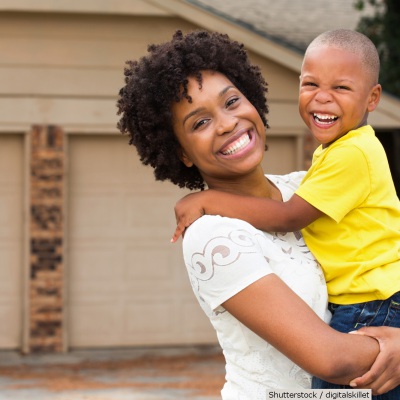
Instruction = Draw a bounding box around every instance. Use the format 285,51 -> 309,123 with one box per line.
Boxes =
178,148 -> 194,167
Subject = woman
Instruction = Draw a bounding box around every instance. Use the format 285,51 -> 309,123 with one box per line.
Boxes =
117,30 -> 400,398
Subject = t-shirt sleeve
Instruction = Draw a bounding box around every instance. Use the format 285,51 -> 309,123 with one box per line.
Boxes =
295,145 -> 370,222
182,215 -> 274,311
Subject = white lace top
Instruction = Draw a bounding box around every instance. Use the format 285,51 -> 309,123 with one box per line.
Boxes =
182,172 -> 330,398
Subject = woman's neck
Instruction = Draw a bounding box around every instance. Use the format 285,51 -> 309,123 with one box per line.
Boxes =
206,169 -> 282,201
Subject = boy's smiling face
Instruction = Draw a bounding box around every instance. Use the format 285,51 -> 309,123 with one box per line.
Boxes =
299,45 -> 381,148
171,70 -> 266,191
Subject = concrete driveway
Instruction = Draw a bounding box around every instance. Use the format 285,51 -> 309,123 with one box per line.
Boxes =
0,345 -> 225,399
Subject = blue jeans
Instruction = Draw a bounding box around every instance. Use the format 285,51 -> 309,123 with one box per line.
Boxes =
312,291 -> 400,399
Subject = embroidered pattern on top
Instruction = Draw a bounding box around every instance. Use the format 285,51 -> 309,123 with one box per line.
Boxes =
188,229 -> 264,283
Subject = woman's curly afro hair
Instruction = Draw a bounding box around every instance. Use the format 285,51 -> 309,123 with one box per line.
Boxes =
117,30 -> 269,190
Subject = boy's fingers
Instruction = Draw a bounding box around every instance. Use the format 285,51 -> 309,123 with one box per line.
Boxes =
349,353 -> 394,394
351,375 -> 395,396
349,366 -> 382,388
348,329 -> 381,388
171,223 -> 186,243
349,326 -> 400,394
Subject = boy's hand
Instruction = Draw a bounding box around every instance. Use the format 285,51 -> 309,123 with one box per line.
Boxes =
349,326 -> 400,395
171,192 -> 207,243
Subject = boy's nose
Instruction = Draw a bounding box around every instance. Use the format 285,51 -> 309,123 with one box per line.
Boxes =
314,89 -> 333,103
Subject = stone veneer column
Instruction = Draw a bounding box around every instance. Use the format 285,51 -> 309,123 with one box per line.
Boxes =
29,125 -> 64,352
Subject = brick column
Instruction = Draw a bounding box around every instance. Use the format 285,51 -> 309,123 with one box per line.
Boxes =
29,125 -> 64,352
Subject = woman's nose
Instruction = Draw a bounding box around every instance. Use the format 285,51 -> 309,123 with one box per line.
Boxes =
216,113 -> 237,135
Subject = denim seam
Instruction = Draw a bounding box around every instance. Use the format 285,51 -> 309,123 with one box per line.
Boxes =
354,301 -> 383,329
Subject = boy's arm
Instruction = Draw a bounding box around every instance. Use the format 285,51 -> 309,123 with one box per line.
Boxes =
349,326 -> 400,394
172,189 -> 323,242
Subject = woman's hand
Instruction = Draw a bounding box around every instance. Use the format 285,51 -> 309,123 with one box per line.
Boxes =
349,326 -> 400,395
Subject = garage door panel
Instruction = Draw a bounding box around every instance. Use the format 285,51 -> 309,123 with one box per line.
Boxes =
0,135 -> 23,349
69,303 -> 123,339
68,134 -> 303,348
70,300 -> 181,347
68,135 -> 216,347
0,243 -> 21,291
70,243 -> 175,289
69,135 -> 163,189
262,136 -> 298,174
0,135 -> 23,173
70,191 -> 179,240
69,191 -> 123,234
69,244 -> 122,282
182,302 -> 217,340
0,194 -> 22,237
127,194 -> 177,231
126,302 -> 176,335
125,246 -> 175,280
0,241 -> 22,346
0,304 -> 20,343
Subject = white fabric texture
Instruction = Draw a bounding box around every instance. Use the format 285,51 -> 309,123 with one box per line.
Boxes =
182,172 -> 330,398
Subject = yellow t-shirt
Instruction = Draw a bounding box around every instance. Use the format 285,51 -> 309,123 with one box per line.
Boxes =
296,125 -> 400,304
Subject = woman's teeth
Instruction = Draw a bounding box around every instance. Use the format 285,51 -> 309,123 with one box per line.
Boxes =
221,134 -> 250,155
313,113 -> 338,124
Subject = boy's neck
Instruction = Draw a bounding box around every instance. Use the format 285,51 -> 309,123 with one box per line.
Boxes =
321,122 -> 369,149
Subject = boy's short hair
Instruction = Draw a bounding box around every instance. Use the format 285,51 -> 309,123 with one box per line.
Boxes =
305,29 -> 380,85
117,30 -> 269,190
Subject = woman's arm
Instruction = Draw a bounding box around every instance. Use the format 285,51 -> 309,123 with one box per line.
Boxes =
222,273 -> 379,384
183,216 -> 394,391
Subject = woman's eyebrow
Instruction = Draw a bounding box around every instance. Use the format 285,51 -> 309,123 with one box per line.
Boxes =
182,85 -> 236,126
182,107 -> 205,126
219,85 -> 235,96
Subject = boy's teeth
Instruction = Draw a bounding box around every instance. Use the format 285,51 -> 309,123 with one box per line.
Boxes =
313,113 -> 338,124
222,134 -> 250,155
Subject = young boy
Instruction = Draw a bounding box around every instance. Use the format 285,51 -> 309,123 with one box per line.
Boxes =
172,29 -> 400,393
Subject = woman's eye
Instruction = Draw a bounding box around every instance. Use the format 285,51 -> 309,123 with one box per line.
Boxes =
226,97 -> 239,107
193,119 -> 208,130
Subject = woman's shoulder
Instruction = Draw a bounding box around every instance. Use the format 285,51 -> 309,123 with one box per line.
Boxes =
266,171 -> 306,201
188,214 -> 256,233
267,171 -> 306,188
183,215 -> 263,251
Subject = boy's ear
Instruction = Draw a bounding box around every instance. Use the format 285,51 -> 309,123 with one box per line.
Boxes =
367,84 -> 382,112
178,147 -> 194,167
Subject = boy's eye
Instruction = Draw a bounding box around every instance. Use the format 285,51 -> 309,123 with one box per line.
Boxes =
336,85 -> 350,90
300,81 -> 317,90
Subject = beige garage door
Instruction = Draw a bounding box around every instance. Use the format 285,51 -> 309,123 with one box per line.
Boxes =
67,135 -> 216,348
0,134 -> 23,349
263,135 -> 299,175
67,134 -> 298,348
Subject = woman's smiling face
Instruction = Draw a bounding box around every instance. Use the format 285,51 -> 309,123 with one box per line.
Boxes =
171,70 -> 267,190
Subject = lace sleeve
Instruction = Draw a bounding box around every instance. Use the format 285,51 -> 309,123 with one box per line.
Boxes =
183,215 -> 275,311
